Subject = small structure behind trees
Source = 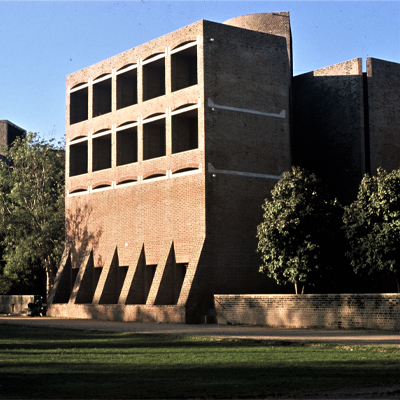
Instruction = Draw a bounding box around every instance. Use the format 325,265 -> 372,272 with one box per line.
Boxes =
0,133 -> 64,299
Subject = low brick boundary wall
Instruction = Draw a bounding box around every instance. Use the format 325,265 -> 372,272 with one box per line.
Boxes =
48,304 -> 186,323
0,295 -> 34,314
214,294 -> 400,330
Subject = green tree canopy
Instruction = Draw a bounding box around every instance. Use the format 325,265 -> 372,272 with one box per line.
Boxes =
343,168 -> 400,292
0,133 -> 65,297
257,166 -> 343,294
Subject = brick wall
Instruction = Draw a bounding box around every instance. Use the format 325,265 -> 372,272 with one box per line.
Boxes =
49,303 -> 186,323
214,294 -> 400,330
292,57 -> 400,205
224,12 -> 292,70
0,295 -> 34,314
367,58 -> 400,174
292,59 -> 365,204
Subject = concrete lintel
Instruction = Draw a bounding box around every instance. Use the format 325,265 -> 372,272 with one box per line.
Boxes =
207,98 -> 285,119
208,163 -> 282,180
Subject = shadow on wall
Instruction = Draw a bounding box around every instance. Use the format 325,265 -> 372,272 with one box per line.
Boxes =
292,74 -> 366,205
48,303 -> 186,323
65,204 -> 103,269
214,294 -> 400,330
215,295 -> 342,328
48,204 -> 103,305
86,304 -> 185,323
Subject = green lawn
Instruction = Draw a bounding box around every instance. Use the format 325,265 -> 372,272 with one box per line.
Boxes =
0,324 -> 399,399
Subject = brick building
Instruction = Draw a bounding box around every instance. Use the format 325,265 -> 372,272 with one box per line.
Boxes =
47,12 -> 400,322
0,120 -> 26,161
292,57 -> 400,204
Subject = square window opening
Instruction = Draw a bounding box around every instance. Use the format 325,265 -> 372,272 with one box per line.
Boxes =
117,127 -> 137,166
171,46 -> 197,92
172,109 -> 198,153
143,58 -> 165,101
93,78 -> 112,117
70,87 -> 88,124
143,119 -> 166,160
117,69 -> 137,109
69,141 -> 88,176
93,134 -> 112,171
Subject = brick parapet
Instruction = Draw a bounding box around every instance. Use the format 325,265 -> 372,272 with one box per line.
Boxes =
214,294 -> 400,330
0,295 -> 34,314
48,303 -> 186,323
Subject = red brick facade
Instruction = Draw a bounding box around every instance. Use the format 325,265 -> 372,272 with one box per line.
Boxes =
48,13 -> 400,323
48,14 -> 292,323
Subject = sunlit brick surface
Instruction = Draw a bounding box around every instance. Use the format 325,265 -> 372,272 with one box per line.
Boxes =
215,294 -> 400,330
48,14 -> 292,323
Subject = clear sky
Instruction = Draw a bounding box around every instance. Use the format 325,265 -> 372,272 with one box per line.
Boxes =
0,1 -> 399,143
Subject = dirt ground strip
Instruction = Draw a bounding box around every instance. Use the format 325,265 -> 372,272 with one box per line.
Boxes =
1,315 -> 400,345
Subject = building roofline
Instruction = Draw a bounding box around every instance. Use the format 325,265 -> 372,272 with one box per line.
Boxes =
0,120 -> 26,133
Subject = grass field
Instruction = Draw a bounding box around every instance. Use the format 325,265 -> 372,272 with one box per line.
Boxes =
0,324 -> 399,399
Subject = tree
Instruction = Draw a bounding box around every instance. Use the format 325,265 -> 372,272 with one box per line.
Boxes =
257,166 -> 342,294
343,168 -> 400,292
0,133 -> 65,297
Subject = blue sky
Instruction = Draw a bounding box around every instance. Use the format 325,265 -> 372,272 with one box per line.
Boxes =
0,1 -> 399,143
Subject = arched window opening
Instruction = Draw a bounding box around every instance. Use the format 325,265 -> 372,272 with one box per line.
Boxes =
93,128 -> 111,136
70,135 -> 87,142
172,41 -> 196,51
143,112 -> 164,122
69,187 -> 88,194
143,173 -> 165,181
173,167 -> 198,174
92,183 -> 112,190
94,73 -> 110,81
117,178 -> 137,186
117,63 -> 136,72
117,121 -> 136,128
172,103 -> 197,113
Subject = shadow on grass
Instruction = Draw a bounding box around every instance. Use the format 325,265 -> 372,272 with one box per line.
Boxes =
0,325 -> 296,350
0,325 -> 400,399
1,361 -> 400,399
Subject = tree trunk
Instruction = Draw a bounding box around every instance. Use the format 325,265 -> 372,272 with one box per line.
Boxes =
45,256 -> 56,301
294,282 -> 298,295
396,278 -> 400,294
301,284 -> 305,294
